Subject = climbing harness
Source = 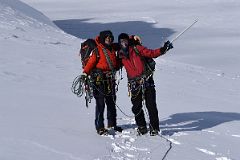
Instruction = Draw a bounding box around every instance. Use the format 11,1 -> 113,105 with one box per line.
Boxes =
71,70 -> 121,107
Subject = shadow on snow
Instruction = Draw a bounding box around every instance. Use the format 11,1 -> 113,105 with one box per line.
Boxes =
160,111 -> 240,136
53,19 -> 175,48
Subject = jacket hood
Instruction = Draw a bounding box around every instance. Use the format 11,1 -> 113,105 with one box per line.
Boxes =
99,30 -> 114,44
118,33 -> 129,43
95,35 -> 113,51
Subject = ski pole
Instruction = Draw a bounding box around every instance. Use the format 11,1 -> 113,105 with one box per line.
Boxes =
170,19 -> 198,43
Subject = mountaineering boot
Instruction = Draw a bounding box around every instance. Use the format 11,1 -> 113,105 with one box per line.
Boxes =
113,126 -> 123,132
97,128 -> 108,135
137,126 -> 148,135
150,129 -> 159,136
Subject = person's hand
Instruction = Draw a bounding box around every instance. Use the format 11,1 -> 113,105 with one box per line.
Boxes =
133,35 -> 142,45
80,73 -> 88,81
161,41 -> 173,53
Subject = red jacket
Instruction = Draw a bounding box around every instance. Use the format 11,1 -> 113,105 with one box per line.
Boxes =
83,36 -> 119,75
120,45 -> 163,79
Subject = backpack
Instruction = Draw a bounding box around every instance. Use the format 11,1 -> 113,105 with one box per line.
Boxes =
79,39 -> 99,68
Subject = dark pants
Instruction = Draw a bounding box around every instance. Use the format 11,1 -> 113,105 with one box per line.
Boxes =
130,77 -> 159,131
93,77 -> 117,130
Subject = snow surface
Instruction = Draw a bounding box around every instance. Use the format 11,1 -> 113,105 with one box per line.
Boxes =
1,0 -> 240,159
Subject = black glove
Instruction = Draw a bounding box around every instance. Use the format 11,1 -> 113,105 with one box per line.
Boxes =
160,41 -> 173,54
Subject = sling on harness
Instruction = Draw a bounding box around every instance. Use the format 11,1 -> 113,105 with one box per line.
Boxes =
102,48 -> 116,76
100,48 -> 117,95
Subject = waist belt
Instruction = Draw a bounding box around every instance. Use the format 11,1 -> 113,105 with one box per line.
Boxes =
128,73 -> 152,84
91,69 -> 115,79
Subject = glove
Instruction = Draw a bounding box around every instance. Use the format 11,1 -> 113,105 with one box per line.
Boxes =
80,73 -> 88,81
160,41 -> 173,54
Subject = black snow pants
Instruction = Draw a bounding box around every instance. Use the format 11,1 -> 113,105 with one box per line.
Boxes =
130,76 -> 160,131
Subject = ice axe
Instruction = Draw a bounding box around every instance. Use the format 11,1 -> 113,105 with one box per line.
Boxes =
170,19 -> 198,43
163,19 -> 198,53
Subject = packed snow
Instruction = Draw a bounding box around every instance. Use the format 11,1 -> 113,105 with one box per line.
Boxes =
1,0 -> 240,159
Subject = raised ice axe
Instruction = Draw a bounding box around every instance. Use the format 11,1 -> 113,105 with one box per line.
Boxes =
170,19 -> 198,43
